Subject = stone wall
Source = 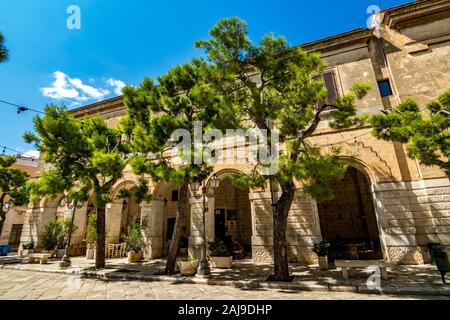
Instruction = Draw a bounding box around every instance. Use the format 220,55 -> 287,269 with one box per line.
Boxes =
373,178 -> 450,264
0,206 -> 26,247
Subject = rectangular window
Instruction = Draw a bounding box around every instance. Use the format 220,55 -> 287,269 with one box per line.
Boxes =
313,70 -> 339,110
378,80 -> 393,97
171,190 -> 179,201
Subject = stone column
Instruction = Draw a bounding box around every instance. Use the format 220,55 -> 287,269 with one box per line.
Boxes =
105,200 -> 123,244
141,200 -> 164,259
188,196 -> 215,259
249,192 -> 274,263
19,199 -> 58,251
287,191 -> 322,265
70,204 -> 88,246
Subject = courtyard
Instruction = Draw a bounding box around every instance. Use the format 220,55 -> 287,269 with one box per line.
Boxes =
1,256 -> 449,298
0,269 -> 448,300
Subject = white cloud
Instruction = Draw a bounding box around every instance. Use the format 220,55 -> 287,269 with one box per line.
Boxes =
41,71 -> 125,104
24,150 -> 40,159
41,71 -> 80,100
106,78 -> 126,95
68,77 -> 110,99
15,147 -> 40,160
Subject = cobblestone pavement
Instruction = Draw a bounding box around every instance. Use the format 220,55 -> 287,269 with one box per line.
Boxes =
0,270 -> 448,300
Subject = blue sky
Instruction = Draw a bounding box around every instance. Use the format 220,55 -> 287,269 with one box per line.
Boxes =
0,0 -> 411,158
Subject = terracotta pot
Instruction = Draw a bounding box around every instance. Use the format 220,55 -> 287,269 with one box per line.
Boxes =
128,251 -> 143,263
318,256 -> 329,270
210,256 -> 233,269
177,260 -> 199,276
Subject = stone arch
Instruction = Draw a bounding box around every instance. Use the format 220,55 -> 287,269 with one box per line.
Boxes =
106,180 -> 141,244
322,136 -> 396,183
211,168 -> 253,259
338,156 -> 379,185
110,179 -> 140,199
314,163 -> 388,262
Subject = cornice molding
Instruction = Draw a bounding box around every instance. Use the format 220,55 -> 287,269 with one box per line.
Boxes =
383,0 -> 450,30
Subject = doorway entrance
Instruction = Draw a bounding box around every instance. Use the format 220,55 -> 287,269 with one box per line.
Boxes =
214,209 -> 226,241
317,166 -> 383,261
213,176 -> 252,259
8,224 -> 23,252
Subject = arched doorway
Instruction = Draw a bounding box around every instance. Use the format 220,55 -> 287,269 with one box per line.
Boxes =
118,186 -> 141,242
317,166 -> 383,261
214,175 -> 252,259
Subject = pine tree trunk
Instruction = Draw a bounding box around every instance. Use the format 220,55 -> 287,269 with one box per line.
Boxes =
164,181 -> 189,274
95,207 -> 106,268
271,182 -> 296,282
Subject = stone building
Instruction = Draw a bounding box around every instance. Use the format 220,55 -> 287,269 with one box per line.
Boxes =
14,0 -> 450,265
0,156 -> 39,251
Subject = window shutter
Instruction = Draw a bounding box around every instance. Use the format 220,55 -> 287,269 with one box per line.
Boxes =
312,75 -> 326,109
323,71 -> 339,109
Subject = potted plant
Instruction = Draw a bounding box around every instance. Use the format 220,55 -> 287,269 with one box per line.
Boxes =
125,218 -> 147,263
313,240 -> 331,270
40,218 -> 61,257
177,257 -> 199,276
85,213 -> 97,260
208,239 -> 233,269
21,241 -> 35,256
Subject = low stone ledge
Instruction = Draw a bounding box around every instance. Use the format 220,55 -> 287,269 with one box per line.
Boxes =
328,284 -> 358,292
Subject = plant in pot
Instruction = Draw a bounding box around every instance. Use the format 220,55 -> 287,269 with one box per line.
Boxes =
176,257 -> 199,276
125,217 -> 147,263
208,239 -> 233,269
40,218 -> 61,257
55,216 -> 79,258
85,213 -> 97,260
313,240 -> 331,270
21,241 -> 35,256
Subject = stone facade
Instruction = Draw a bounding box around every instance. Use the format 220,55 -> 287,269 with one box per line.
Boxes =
0,157 -> 39,250
9,0 -> 450,266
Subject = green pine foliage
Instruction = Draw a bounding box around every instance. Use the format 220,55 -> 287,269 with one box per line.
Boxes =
0,156 -> 30,235
195,17 -> 370,201
24,105 -> 130,267
24,105 -> 128,208
195,17 -> 370,280
370,90 -> 450,177
123,58 -> 234,274
0,31 -> 8,63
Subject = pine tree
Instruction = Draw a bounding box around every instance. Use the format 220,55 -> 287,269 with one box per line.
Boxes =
122,59 -> 231,274
370,90 -> 450,177
0,156 -> 29,236
0,32 -> 8,63
24,105 -> 129,268
195,18 -> 370,281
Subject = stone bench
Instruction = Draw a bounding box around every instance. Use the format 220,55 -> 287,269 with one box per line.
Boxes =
335,260 -> 391,280
28,254 -> 51,265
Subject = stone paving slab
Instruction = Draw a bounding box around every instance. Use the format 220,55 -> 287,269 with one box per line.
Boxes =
2,269 -> 448,300
1,256 -> 449,297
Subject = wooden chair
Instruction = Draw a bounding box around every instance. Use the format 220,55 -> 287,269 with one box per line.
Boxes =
358,241 -> 375,260
107,244 -> 115,259
120,243 -> 126,258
